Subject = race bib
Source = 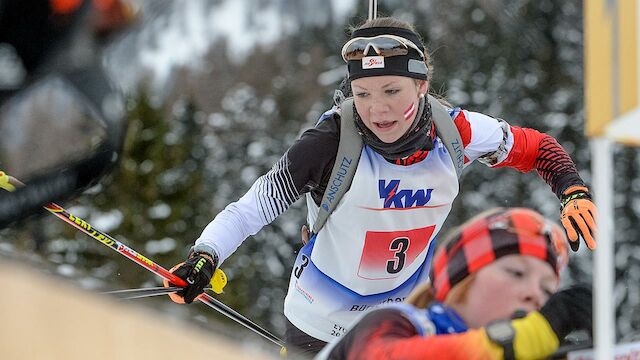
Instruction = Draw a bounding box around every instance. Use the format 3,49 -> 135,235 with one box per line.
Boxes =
357,225 -> 436,280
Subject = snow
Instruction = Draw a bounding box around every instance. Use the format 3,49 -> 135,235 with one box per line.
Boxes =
56,264 -> 76,277
0,241 -> 14,253
148,202 -> 172,219
331,0 -> 358,21
90,209 -> 124,232
145,237 -> 177,254
131,0 -> 357,88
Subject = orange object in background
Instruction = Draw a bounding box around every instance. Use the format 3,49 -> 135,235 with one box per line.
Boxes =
50,0 -> 137,37
50,0 -> 83,14
92,0 -> 138,38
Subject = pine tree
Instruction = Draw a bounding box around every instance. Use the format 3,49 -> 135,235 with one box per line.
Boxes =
83,89 -> 214,287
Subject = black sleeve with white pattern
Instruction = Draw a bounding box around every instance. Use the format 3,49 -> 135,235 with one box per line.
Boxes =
194,112 -> 340,261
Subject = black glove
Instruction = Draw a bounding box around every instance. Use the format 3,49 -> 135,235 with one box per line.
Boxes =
539,285 -> 592,340
168,252 -> 217,303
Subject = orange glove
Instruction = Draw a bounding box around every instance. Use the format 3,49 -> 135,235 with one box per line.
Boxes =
560,185 -> 597,251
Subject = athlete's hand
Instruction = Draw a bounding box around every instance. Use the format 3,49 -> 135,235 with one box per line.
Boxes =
301,224 -> 310,245
539,285 -> 593,340
164,252 -> 217,304
489,285 -> 592,360
560,185 -> 597,251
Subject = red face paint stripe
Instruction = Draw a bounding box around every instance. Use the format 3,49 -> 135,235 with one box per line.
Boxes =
403,101 -> 416,122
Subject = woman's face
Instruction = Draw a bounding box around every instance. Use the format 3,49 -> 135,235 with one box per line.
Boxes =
351,75 -> 427,143
451,255 -> 559,329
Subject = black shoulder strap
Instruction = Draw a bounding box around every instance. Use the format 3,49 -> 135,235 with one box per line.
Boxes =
312,98 -> 362,235
311,96 -> 463,235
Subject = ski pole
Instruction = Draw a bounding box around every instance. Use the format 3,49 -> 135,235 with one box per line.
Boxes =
368,0 -> 377,20
104,286 -> 220,300
104,286 -> 185,299
549,340 -> 593,359
0,171 -> 286,349
47,204 -> 285,348
104,286 -> 216,300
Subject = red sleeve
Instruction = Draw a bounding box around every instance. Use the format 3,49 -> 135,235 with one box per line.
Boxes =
493,126 -> 584,196
327,309 -> 497,360
492,126 -> 544,172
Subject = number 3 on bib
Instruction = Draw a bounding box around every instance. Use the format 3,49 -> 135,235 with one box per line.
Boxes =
387,237 -> 409,274
357,225 -> 436,280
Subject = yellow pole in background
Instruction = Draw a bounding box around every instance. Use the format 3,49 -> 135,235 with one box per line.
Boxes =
584,0 -> 639,359
585,0 -> 614,138
606,0 -> 640,146
585,0 -> 638,138
617,0 -> 638,116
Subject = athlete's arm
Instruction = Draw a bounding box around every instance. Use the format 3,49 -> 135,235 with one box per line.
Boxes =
455,110 -> 595,250
193,111 -> 340,263
489,126 -> 584,196
454,109 -> 585,196
322,308 -> 560,360
323,308 -> 495,360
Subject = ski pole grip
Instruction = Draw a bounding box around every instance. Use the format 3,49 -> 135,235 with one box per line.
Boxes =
210,268 -> 227,294
0,171 -> 17,192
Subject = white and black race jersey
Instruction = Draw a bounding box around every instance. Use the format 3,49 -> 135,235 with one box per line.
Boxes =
195,105 -> 514,342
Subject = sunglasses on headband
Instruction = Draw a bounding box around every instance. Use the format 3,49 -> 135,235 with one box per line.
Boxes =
341,34 -> 425,62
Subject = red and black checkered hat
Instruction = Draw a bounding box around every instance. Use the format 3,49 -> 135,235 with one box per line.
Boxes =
431,208 -> 568,302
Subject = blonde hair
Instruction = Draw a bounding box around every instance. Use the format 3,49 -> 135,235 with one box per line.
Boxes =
404,274 -> 477,309
443,274 -> 475,305
404,281 -> 434,309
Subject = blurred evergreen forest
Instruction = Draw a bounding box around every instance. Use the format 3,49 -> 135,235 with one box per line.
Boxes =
2,0 -> 639,344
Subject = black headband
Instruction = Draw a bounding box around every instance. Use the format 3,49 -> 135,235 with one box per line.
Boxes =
346,27 -> 428,81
